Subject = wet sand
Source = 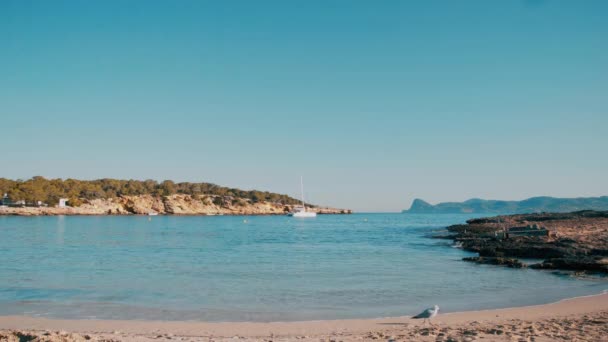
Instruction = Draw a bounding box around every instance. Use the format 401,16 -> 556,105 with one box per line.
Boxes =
1,292 -> 607,341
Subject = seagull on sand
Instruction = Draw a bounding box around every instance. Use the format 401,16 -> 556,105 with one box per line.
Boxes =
412,305 -> 440,325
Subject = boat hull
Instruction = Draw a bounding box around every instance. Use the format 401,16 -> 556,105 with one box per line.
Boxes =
289,211 -> 317,218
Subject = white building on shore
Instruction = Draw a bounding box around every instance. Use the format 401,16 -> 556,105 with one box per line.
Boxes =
58,198 -> 69,208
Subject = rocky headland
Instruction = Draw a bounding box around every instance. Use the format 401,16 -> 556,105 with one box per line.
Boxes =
0,194 -> 352,216
442,210 -> 608,274
404,196 -> 608,214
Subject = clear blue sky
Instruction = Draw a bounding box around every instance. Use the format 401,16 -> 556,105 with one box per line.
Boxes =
1,1 -> 607,212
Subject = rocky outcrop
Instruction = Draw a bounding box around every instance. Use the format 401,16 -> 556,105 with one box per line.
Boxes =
530,257 -> 608,272
0,194 -> 352,216
459,237 -> 574,259
408,199 -> 435,212
121,195 -> 165,215
462,256 -> 526,268
444,211 -> 608,273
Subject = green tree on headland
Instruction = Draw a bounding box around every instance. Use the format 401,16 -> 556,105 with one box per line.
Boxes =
0,177 -> 306,207
160,180 -> 176,196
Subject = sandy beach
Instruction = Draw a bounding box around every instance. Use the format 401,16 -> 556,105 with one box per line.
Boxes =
1,292 -> 607,341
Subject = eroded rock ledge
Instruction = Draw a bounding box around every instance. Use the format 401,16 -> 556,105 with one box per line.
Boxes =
443,210 -> 608,273
0,194 -> 352,216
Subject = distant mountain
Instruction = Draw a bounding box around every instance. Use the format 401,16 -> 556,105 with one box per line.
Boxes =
403,196 -> 608,214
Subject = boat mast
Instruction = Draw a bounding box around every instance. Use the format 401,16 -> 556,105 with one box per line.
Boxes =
300,176 -> 306,212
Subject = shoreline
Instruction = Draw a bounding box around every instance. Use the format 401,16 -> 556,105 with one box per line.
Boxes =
0,212 -> 348,217
1,292 -> 607,340
0,194 -> 352,216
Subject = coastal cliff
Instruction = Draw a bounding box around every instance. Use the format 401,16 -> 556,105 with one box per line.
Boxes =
442,210 -> 608,273
0,194 -> 352,216
404,196 -> 608,214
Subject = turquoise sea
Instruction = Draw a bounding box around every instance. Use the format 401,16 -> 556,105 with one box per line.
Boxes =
0,214 -> 605,322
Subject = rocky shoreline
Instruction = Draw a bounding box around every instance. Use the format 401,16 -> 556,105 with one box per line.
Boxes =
442,210 -> 608,274
0,194 -> 352,216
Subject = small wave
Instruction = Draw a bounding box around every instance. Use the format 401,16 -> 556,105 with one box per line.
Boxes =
451,241 -> 463,248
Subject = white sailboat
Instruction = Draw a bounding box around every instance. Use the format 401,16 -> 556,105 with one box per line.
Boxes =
288,176 -> 317,218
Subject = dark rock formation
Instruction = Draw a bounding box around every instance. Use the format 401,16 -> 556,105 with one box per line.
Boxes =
445,211 -> 608,273
530,257 -> 608,273
458,237 -> 574,259
463,256 -> 526,268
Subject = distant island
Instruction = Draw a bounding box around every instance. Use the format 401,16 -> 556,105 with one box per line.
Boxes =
403,196 -> 608,214
0,177 -> 351,216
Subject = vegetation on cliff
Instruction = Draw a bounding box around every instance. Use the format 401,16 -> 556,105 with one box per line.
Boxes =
0,177 -> 306,207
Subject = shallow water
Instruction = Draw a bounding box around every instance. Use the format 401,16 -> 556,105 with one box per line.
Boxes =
0,214 -> 605,321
